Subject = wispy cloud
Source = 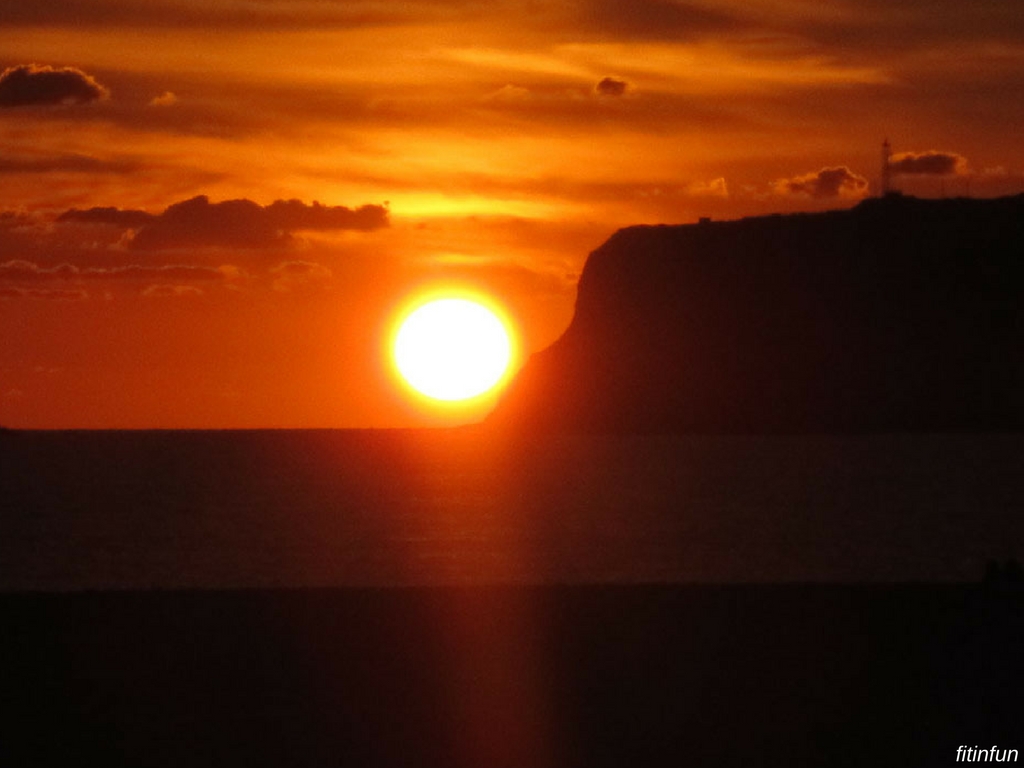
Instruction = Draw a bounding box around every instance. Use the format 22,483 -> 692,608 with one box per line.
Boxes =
0,286 -> 89,300
0,259 -> 230,282
141,283 -> 204,298
269,260 -> 333,293
566,0 -> 743,42
0,153 -> 138,175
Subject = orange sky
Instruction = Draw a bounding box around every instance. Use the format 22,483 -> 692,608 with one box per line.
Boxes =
2,0 -> 1023,428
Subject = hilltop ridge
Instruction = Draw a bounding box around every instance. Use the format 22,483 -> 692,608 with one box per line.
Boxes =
489,194 -> 1024,433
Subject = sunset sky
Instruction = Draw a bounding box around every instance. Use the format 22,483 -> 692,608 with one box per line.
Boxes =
2,0 -> 1023,428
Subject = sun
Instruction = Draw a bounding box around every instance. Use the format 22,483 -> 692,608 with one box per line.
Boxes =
393,296 -> 513,402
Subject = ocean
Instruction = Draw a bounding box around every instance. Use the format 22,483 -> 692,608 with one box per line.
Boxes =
2,429 -> 1023,766
3,428 -> 1022,590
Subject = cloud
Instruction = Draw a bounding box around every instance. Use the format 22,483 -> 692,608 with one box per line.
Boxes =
888,151 -> 968,176
687,177 -> 729,197
773,166 -> 869,199
264,199 -> 390,231
149,91 -> 177,107
0,0 -> 500,30
595,77 -> 629,96
482,84 -> 532,102
419,253 -> 578,297
142,284 -> 204,298
0,154 -> 137,175
269,260 -> 333,292
57,206 -> 156,228
570,0 -> 742,41
0,259 -> 229,282
128,196 -> 281,250
0,286 -> 88,300
119,195 -> 389,250
790,0 -> 1024,57
0,64 -> 109,107
0,261 -> 80,281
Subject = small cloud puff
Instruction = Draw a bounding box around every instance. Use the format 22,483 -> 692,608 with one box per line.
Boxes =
270,260 -> 333,292
687,177 -> 728,197
149,91 -> 178,107
484,84 -> 532,102
595,77 -> 629,96
889,151 -> 968,176
774,166 -> 869,199
0,64 -> 109,107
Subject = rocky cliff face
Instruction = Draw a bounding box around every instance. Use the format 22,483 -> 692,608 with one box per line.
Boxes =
490,194 -> 1024,433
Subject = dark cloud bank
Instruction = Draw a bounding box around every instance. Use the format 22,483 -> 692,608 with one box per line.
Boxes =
59,195 -> 389,249
775,166 -> 869,199
889,151 -> 967,176
0,64 -> 109,107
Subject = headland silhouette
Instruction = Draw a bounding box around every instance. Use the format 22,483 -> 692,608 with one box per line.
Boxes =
491,194 -> 1024,433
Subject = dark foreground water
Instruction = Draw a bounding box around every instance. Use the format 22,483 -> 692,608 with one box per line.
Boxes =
2,585 -> 1022,767
2,429 -> 1023,588
2,430 -> 1023,766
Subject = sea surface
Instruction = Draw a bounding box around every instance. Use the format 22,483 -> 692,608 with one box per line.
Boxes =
3,429 -> 1024,767
3,428 -> 1022,590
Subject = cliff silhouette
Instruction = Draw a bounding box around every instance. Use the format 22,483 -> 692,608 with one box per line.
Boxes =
490,194 -> 1024,433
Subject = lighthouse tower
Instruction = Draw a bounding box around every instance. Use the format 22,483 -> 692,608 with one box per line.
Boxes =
881,138 -> 892,196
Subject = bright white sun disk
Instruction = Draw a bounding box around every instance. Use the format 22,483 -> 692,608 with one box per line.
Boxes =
394,298 -> 512,401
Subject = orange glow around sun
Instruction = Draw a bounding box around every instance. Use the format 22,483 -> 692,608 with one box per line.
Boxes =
392,295 -> 515,403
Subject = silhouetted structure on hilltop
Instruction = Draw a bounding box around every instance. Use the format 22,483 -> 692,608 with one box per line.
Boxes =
490,194 -> 1024,433
881,139 -> 893,196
